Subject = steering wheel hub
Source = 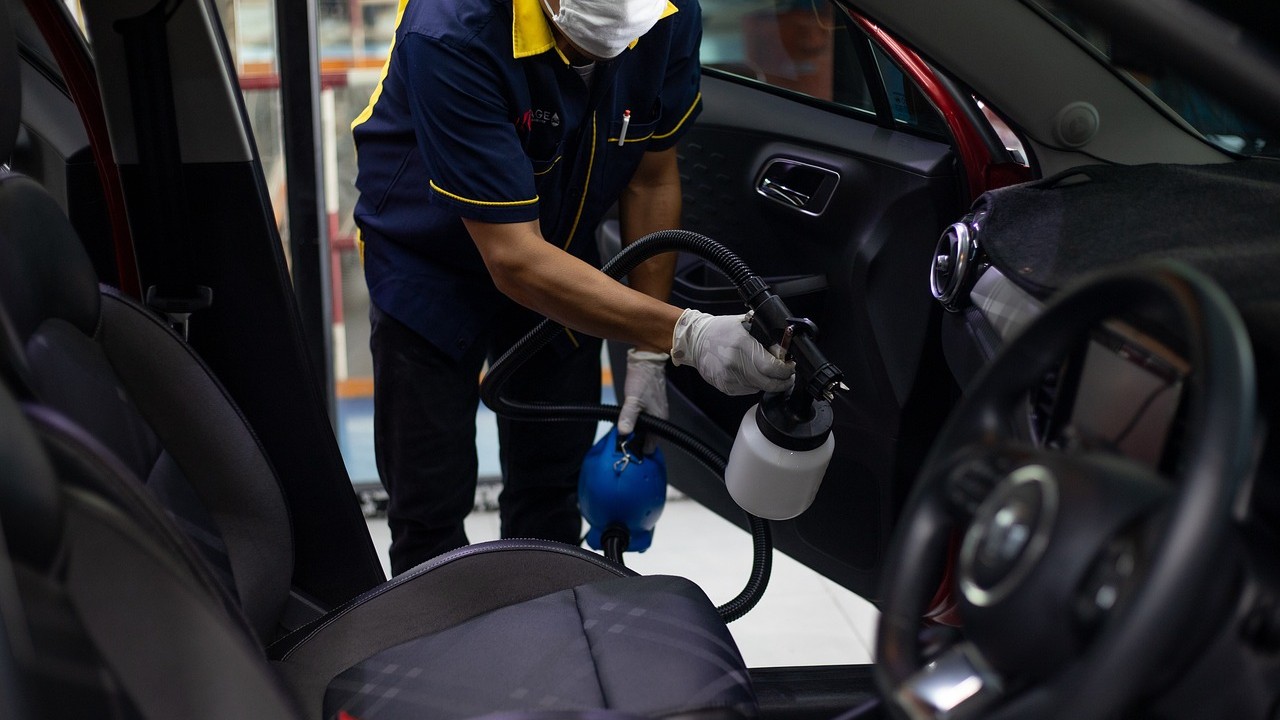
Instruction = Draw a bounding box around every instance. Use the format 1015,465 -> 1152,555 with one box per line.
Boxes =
959,465 -> 1058,607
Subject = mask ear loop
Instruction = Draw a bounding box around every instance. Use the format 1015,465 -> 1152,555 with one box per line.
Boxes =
540,0 -> 563,24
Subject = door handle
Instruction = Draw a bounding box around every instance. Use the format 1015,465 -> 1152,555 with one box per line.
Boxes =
755,158 -> 840,216
758,177 -> 811,208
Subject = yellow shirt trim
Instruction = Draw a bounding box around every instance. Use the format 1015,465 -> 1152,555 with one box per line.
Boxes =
430,179 -> 539,207
562,113 -> 596,249
533,156 -> 562,175
351,0 -> 412,131
512,0 -> 556,58
653,91 -> 701,140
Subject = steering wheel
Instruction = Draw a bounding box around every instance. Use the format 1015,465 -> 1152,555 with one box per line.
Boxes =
875,261 -> 1257,720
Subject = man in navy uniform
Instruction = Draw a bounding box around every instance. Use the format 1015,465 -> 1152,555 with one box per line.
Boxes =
353,0 -> 793,575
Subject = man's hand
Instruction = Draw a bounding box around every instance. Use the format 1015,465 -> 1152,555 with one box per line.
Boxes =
617,349 -> 669,454
669,309 -> 795,396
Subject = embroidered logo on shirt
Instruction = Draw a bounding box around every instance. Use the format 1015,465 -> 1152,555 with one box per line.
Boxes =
516,109 -> 533,136
531,109 -> 561,127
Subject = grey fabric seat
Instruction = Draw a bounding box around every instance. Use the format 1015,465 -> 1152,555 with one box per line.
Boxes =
0,9 -> 756,716
0,386 -> 306,719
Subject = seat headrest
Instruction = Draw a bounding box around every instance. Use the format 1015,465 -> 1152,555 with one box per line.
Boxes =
0,175 -> 101,352
0,384 -> 62,570
0,3 -> 19,165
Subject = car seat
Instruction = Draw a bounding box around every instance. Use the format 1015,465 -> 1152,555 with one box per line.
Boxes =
0,380 -> 306,718
1,377 -> 729,720
0,6 -> 756,717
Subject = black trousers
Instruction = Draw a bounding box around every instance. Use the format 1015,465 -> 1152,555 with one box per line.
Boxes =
369,302 -> 602,576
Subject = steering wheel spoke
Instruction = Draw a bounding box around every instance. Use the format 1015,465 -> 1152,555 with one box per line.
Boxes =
895,641 -> 1004,720
938,443 -> 1038,518
1071,523 -> 1145,634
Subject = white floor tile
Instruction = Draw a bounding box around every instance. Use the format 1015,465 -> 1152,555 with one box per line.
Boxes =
365,497 -> 878,668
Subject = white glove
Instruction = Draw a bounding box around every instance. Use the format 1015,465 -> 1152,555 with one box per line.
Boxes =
617,349 -> 669,454
669,309 -> 795,396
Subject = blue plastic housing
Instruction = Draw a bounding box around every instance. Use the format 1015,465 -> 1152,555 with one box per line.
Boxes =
578,428 -> 668,552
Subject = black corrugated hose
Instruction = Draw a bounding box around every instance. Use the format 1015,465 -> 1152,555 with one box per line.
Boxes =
479,229 -> 773,623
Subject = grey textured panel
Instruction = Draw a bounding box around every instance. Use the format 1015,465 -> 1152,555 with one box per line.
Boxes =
323,576 -> 755,720
275,542 -> 637,717
976,161 -> 1280,303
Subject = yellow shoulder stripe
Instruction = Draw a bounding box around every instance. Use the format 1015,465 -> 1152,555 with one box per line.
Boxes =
653,92 -> 701,140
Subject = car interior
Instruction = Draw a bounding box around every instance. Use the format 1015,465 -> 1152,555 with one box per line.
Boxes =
0,5 -> 764,719
3,0 -> 1280,718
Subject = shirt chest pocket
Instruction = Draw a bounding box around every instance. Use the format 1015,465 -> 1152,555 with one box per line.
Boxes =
607,100 -> 663,149
524,125 -> 565,176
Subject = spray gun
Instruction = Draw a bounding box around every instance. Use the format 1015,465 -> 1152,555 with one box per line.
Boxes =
724,277 -> 848,520
484,228 -> 839,616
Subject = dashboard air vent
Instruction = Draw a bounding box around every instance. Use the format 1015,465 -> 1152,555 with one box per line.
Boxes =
930,219 -> 979,311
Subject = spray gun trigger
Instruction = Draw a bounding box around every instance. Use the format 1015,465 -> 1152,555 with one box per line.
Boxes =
822,381 -> 851,401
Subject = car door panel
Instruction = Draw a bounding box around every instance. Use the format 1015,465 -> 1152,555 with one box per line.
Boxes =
654,71 -> 964,600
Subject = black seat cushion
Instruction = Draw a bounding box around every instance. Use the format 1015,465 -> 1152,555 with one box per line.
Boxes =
273,542 -> 756,719
323,576 -> 754,720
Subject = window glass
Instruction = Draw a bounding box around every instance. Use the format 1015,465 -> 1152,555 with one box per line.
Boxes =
215,0 -> 288,249
868,44 -> 948,137
217,0 -> 374,483
702,0 -> 870,111
699,0 -> 945,136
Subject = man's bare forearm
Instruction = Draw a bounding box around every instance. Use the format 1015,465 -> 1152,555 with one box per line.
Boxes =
464,217 -> 683,352
619,147 -> 682,351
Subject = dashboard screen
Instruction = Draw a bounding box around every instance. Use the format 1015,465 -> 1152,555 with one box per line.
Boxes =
1066,334 -> 1185,468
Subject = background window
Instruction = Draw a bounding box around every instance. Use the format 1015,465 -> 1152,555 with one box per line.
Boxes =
699,0 -> 946,136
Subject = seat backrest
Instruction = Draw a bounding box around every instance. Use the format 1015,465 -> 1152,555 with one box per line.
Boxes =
0,171 -> 295,643
0,380 -> 305,719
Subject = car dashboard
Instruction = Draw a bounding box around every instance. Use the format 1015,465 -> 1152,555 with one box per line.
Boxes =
1031,320 -> 1187,469
910,173 -> 1280,716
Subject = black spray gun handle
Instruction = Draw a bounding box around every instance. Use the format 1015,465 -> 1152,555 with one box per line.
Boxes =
736,277 -> 846,419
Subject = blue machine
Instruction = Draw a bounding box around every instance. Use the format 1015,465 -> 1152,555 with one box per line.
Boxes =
578,428 -> 667,553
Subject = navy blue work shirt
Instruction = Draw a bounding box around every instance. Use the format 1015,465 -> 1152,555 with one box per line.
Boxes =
352,0 -> 703,360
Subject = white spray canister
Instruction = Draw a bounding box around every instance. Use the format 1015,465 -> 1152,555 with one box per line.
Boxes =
724,396 -> 835,521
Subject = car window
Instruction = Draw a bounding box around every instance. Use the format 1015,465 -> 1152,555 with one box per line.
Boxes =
699,0 -> 946,137
1030,0 -> 1278,157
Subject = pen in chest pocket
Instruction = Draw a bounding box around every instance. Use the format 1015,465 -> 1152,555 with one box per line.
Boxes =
618,109 -> 631,146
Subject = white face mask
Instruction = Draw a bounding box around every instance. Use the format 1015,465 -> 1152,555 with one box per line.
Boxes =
541,0 -> 667,60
